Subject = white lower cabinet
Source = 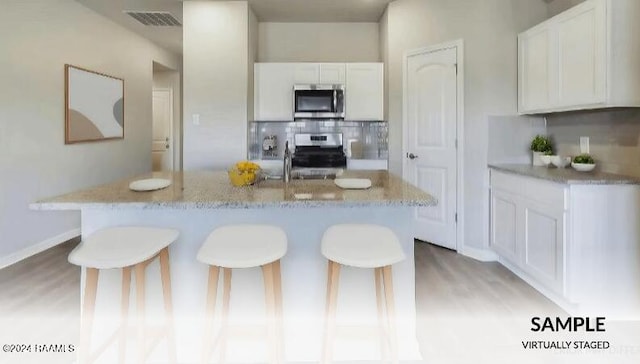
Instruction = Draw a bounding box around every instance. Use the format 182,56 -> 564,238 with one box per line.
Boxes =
490,189 -> 519,264
490,172 -> 565,296
490,169 -> 640,318
521,200 -> 565,295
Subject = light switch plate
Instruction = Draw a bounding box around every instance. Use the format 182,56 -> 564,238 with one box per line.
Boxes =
580,137 -> 590,154
192,114 -> 200,126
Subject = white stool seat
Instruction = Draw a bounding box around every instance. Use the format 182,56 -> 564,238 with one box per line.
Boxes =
68,227 -> 179,269
321,224 -> 405,268
197,224 -> 287,268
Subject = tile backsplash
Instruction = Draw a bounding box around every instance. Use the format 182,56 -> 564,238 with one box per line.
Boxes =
547,109 -> 640,177
248,121 -> 389,160
487,115 -> 547,164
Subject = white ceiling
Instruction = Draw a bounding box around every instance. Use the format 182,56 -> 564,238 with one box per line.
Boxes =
75,0 -> 184,54
74,0 -> 394,55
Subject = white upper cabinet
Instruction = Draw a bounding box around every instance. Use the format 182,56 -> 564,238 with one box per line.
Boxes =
254,63 -> 294,121
319,64 -> 346,84
255,62 -> 384,121
519,25 -> 553,112
556,0 -> 606,107
345,63 -> 384,121
293,63 -> 320,84
518,0 -> 640,114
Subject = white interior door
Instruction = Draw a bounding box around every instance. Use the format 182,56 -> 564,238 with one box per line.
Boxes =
403,46 -> 458,250
152,89 -> 173,171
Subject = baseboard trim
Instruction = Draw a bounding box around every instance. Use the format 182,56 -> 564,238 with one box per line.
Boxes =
459,245 -> 499,262
497,257 -> 576,314
0,228 -> 80,269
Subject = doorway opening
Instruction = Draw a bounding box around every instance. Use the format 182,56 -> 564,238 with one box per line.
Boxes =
152,62 -> 181,172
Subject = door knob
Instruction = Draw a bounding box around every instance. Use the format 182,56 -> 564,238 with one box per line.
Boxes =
165,144 -> 170,149
407,153 -> 419,160
165,137 -> 169,142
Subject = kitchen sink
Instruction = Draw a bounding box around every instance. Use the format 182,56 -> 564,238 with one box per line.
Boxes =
261,168 -> 342,181
256,176 -> 343,200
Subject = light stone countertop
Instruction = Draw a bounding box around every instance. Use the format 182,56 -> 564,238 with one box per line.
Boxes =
32,170 -> 437,210
489,164 -> 640,185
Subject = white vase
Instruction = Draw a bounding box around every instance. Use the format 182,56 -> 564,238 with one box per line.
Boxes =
532,151 -> 545,166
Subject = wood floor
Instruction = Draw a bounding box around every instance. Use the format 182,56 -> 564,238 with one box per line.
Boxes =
414,242 -> 565,364
0,238 -> 81,364
0,240 -> 564,363
0,238 -> 81,317
415,241 -> 562,318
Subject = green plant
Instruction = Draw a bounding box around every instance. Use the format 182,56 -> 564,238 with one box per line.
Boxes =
543,150 -> 554,156
573,154 -> 595,164
530,135 -> 553,153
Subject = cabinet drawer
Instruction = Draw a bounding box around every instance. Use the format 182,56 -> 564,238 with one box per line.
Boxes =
491,171 -> 566,210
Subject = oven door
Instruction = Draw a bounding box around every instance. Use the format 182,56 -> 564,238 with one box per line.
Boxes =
294,87 -> 345,119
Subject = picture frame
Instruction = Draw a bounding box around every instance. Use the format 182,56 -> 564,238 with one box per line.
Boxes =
65,64 -> 125,144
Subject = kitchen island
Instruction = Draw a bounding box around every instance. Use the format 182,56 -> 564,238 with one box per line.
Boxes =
33,170 -> 436,363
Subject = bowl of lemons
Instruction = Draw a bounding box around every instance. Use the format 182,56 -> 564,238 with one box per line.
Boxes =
228,161 -> 261,186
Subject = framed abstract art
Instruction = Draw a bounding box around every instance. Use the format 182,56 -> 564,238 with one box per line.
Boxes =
65,64 -> 124,144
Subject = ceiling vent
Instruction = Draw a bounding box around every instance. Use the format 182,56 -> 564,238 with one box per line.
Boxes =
125,11 -> 181,26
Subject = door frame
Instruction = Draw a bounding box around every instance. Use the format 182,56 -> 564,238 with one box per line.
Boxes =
152,87 -> 174,171
402,39 -> 465,252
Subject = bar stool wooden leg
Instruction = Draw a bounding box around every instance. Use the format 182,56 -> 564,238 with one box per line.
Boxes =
201,266 -> 220,364
219,268 -> 232,364
80,268 -> 99,364
272,260 -> 284,363
119,267 -> 132,364
322,260 -> 341,364
262,263 -> 277,364
134,263 -> 146,364
374,267 -> 390,362
159,247 -> 177,364
382,266 -> 398,364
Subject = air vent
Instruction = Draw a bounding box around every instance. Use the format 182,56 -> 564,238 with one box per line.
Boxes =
125,11 -> 181,26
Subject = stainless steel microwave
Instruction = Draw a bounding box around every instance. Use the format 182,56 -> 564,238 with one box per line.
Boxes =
293,84 -> 345,120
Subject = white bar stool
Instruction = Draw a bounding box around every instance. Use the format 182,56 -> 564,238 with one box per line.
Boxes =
197,224 -> 287,364
320,224 -> 406,364
68,226 -> 179,364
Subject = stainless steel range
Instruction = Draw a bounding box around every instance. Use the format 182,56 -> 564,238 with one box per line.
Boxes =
292,133 -> 347,169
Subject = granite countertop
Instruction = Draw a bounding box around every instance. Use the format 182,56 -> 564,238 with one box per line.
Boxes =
489,164 -> 640,185
32,170 -> 437,210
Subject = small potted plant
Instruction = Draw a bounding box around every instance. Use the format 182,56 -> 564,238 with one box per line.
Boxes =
530,135 -> 553,166
571,154 -> 596,172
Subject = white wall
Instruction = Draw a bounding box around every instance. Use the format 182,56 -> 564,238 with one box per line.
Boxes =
0,0 -> 179,263
258,22 -> 380,62
183,1 -> 250,170
548,0 -> 586,16
382,0 -> 549,251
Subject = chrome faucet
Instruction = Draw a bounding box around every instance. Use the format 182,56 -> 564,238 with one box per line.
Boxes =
283,141 -> 292,183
